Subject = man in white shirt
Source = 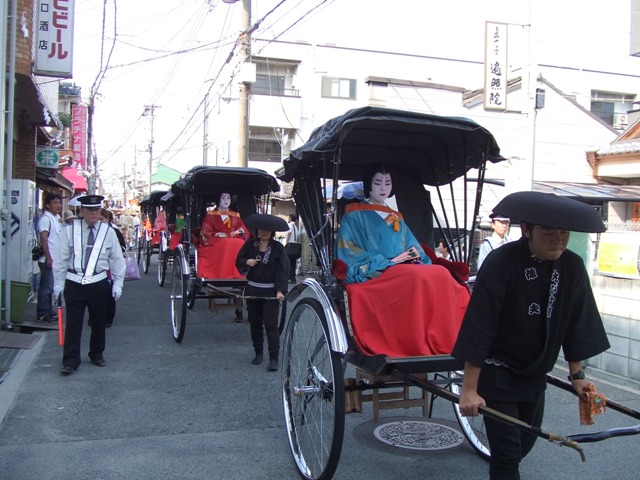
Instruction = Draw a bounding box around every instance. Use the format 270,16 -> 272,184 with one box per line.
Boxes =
53,195 -> 126,375
476,214 -> 512,271
36,193 -> 62,322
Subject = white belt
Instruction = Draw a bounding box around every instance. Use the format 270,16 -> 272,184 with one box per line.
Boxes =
247,281 -> 275,288
66,271 -> 108,285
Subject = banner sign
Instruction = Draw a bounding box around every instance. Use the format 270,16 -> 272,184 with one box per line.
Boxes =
36,147 -> 60,169
34,0 -> 75,77
71,104 -> 87,169
597,232 -> 640,279
484,21 -> 508,111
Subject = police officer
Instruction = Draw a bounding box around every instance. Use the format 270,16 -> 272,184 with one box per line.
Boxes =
53,195 -> 126,375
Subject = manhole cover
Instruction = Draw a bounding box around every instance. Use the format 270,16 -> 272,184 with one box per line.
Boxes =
373,420 -> 464,451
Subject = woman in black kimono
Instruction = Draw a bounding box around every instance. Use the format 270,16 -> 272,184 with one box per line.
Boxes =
452,192 -> 610,480
236,214 -> 289,372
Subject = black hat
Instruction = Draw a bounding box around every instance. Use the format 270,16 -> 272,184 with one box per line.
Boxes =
489,213 -> 510,222
245,214 -> 289,232
78,195 -> 104,209
492,191 -> 606,233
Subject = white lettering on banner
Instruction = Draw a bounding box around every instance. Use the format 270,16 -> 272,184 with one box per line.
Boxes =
34,0 -> 75,77
484,21 -> 508,111
71,105 -> 87,169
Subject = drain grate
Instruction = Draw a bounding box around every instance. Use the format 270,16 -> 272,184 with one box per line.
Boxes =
373,420 -> 464,451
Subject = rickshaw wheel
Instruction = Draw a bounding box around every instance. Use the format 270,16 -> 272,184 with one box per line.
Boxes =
186,283 -> 197,310
282,298 -> 345,480
450,371 -> 491,460
157,248 -> 167,287
143,241 -> 151,274
170,251 -> 187,342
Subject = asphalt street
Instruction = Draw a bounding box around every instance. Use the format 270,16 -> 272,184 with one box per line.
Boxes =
1,256 -> 640,479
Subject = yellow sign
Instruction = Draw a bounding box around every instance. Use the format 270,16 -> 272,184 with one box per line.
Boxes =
597,232 -> 640,278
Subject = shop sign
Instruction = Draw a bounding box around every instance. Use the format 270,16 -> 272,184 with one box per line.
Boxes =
34,0 -> 75,78
36,147 -> 60,169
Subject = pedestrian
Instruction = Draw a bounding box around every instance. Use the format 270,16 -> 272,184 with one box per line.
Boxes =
476,213 -> 512,270
63,210 -> 76,225
36,193 -> 63,323
101,208 -> 127,328
53,195 -> 126,375
235,214 -> 289,372
284,213 -> 300,282
452,191 -> 610,480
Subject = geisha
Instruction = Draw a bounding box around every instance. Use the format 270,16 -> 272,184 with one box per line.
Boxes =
335,162 -> 470,358
200,192 -> 250,245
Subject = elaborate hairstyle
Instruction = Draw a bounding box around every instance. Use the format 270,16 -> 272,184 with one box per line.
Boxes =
362,162 -> 395,198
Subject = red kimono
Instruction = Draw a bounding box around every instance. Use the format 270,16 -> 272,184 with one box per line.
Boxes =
197,210 -> 250,279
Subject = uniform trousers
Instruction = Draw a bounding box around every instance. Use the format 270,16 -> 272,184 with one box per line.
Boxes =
247,298 -> 280,359
62,278 -> 110,368
483,393 -> 545,480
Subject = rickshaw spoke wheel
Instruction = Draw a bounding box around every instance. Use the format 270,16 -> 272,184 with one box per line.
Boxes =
170,250 -> 187,342
143,240 -> 151,274
450,370 -> 491,460
282,298 -> 344,480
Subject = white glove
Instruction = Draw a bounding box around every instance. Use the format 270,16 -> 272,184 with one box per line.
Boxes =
53,286 -> 63,300
112,286 -> 122,301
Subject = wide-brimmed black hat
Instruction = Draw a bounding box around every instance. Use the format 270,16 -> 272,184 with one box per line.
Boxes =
245,214 -> 290,232
492,191 -> 606,233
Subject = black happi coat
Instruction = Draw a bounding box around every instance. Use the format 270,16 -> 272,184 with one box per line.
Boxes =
453,237 -> 609,396
235,238 -> 289,298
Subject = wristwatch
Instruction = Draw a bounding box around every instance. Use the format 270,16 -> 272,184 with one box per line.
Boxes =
568,370 -> 586,381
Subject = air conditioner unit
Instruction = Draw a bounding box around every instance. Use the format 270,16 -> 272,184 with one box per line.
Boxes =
613,113 -> 629,128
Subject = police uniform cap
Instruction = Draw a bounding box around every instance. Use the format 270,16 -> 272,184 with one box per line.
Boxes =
78,195 -> 104,209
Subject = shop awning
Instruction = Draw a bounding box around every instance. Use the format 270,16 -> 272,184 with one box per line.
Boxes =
35,168 -> 74,193
61,167 -> 88,192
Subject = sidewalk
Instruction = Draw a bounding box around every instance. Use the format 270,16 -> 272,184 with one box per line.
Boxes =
0,298 -> 51,423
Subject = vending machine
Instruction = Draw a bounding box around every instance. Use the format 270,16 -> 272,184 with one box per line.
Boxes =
2,179 -> 37,284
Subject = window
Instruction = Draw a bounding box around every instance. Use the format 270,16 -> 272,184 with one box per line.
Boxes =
591,90 -> 635,127
253,74 -> 285,96
321,76 -> 356,99
249,127 -> 282,163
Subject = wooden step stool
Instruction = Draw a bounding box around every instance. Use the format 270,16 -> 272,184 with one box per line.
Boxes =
356,367 -> 429,423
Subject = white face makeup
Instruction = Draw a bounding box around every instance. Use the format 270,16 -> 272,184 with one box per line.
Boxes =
219,193 -> 231,210
369,172 -> 392,205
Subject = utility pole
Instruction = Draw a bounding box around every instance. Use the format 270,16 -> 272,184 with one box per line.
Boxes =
203,93 -> 209,165
143,105 -> 158,194
238,0 -> 251,168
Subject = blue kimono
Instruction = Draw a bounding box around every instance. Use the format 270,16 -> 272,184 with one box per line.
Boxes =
335,202 -> 431,284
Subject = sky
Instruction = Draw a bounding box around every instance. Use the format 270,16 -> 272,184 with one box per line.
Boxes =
70,0 -> 638,188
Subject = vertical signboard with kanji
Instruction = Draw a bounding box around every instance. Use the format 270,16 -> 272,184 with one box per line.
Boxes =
484,21 -> 508,111
34,0 -> 75,78
72,105 -> 87,170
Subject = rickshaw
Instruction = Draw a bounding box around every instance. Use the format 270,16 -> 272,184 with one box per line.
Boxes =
138,190 -> 169,275
276,107 -> 640,480
169,166 -> 279,342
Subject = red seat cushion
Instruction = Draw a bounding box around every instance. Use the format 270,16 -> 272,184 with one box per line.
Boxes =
196,237 -> 246,279
345,263 -> 469,358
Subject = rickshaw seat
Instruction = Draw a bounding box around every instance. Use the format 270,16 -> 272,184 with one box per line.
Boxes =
196,237 -> 246,279
344,263 -> 469,358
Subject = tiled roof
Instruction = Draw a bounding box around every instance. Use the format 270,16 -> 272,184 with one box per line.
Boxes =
597,141 -> 640,156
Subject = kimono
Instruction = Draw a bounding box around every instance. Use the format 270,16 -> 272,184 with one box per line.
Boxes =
335,202 -> 431,284
453,236 -> 610,398
197,209 -> 250,278
335,202 -> 469,357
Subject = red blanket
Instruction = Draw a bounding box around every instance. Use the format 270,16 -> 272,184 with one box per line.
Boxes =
345,264 -> 469,358
169,232 -> 182,250
196,237 -> 246,279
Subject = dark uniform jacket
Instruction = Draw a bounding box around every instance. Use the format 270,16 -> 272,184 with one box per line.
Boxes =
453,237 -> 609,397
235,238 -> 289,298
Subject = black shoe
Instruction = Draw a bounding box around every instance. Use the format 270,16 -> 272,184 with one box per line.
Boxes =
90,357 -> 106,367
60,366 -> 76,375
251,353 -> 263,365
267,358 -> 279,372
37,313 -> 56,323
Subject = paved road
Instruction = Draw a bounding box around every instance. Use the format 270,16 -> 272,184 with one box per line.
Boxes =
1,256 -> 640,479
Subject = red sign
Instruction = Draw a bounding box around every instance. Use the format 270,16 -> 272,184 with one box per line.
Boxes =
71,105 -> 87,169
